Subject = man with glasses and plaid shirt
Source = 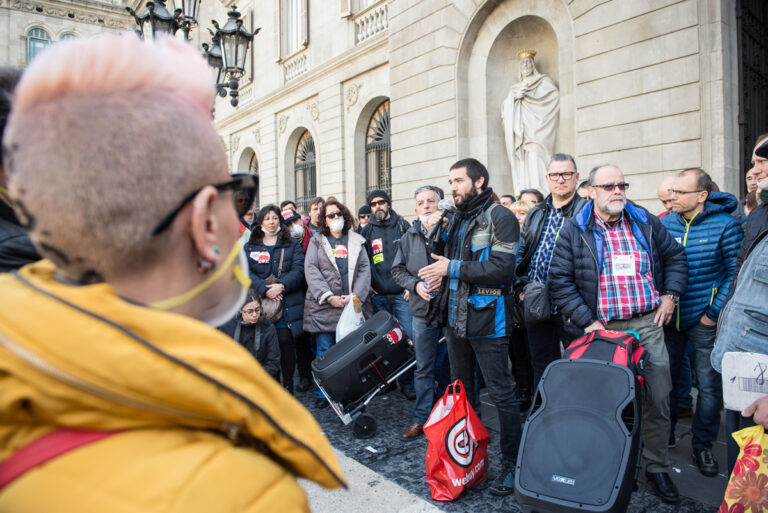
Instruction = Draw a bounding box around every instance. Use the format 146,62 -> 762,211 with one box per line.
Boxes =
549,164 -> 688,505
514,153 -> 586,389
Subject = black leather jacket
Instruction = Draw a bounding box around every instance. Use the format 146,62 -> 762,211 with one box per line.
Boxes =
514,193 -> 586,286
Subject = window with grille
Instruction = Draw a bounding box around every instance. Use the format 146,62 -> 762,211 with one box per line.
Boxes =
249,153 -> 259,211
365,100 -> 390,197
294,131 -> 316,213
27,28 -> 51,63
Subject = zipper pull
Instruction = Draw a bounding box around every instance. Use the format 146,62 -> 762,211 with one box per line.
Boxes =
743,327 -> 750,337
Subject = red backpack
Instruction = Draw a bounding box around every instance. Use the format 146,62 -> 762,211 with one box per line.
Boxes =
564,330 -> 648,387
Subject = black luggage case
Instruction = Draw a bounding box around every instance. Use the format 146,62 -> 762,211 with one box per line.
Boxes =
515,360 -> 642,513
312,311 -> 414,412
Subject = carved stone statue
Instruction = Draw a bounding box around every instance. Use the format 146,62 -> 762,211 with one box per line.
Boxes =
501,50 -> 560,193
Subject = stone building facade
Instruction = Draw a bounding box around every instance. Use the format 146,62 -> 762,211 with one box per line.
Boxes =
0,0 -> 134,67
210,0 -> 766,215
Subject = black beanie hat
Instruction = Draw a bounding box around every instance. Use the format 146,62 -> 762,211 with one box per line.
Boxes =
358,205 -> 372,216
366,189 -> 390,205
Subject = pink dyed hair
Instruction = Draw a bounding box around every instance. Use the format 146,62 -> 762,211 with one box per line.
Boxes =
13,33 -> 214,118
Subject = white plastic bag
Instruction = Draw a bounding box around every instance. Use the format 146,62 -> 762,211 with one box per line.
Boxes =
336,295 -> 364,341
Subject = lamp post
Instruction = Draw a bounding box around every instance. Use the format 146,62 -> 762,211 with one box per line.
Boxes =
128,0 -> 258,108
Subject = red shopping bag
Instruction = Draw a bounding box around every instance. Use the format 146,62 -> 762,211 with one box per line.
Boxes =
424,380 -> 490,501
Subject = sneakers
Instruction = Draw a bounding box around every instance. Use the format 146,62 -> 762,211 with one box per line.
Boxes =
693,447 -> 719,477
489,464 -> 515,496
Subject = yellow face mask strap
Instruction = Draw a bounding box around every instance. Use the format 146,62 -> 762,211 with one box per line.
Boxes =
149,242 -> 249,310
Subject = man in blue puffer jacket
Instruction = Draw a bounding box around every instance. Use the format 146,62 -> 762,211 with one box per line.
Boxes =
660,168 -> 743,478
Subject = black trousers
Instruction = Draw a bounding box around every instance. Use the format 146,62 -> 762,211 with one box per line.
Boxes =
524,312 -> 572,392
276,327 -> 296,394
295,331 -> 313,381
508,325 -> 533,394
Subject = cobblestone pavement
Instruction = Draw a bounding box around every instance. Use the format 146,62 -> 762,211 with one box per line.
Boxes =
297,386 -> 716,513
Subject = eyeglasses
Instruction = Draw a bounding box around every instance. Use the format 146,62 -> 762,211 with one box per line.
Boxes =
359,214 -> 370,219
242,308 -> 261,316
546,171 -> 576,181
325,211 -> 344,219
592,183 -> 630,192
369,199 -> 388,207
151,173 -> 257,236
668,189 -> 703,195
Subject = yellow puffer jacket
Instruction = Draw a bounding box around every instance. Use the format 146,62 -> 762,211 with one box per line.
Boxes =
0,260 -> 345,512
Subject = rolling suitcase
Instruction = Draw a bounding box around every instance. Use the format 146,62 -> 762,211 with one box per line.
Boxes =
312,311 -> 415,434
514,360 -> 642,513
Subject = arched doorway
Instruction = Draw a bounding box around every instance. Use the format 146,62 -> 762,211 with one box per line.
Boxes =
365,100 -> 391,197
294,130 -> 316,212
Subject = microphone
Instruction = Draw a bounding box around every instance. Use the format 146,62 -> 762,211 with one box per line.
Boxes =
427,198 -> 455,242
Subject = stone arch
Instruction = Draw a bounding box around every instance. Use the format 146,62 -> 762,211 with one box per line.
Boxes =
456,0 -> 574,195
353,95 -> 390,208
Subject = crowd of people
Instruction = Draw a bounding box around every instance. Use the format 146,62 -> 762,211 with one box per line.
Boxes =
1,33 -> 768,512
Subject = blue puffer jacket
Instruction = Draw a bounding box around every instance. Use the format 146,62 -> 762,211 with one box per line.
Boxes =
660,192 -> 743,331
244,236 -> 305,337
549,201 -> 688,330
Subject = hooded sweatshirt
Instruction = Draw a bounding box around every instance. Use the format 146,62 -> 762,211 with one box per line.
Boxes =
361,209 -> 411,295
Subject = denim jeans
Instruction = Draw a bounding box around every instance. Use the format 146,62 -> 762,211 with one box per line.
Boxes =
445,328 -> 521,464
677,343 -> 694,409
372,293 -> 414,389
665,322 -> 722,449
412,316 -> 449,424
314,332 -> 335,398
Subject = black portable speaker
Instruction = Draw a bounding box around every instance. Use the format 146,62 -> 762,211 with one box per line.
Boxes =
311,311 -> 413,405
514,360 -> 641,513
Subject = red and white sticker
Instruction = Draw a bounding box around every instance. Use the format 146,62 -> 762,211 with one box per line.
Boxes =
372,238 -> 383,255
281,210 -> 293,220
385,326 -> 404,345
333,244 -> 348,258
250,251 -> 271,264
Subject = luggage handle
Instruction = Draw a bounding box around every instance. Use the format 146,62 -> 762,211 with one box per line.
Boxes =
567,329 -> 638,367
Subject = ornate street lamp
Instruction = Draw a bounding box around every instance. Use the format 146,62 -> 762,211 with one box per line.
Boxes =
201,30 -> 226,97
126,0 -> 180,39
177,0 -> 201,40
207,5 -> 259,107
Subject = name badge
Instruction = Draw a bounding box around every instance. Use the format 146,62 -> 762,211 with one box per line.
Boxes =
612,253 -> 635,277
250,251 -> 270,264
333,244 -> 348,258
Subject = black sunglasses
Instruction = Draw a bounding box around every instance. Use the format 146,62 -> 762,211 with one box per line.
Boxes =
151,173 -> 257,236
325,211 -> 344,219
592,182 -> 629,192
369,199 -> 388,207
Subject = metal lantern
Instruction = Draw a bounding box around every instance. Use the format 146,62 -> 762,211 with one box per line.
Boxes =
126,0 -> 179,39
218,5 -> 259,79
179,0 -> 200,25
201,30 -> 226,97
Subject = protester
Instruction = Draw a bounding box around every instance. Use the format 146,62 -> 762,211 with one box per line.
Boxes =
307,196 -> 325,235
660,168 -> 742,477
518,188 -> 544,206
549,164 -> 688,504
419,158 -> 522,496
733,138 -> 768,276
500,194 -> 515,208
245,205 -> 306,395
219,290 -> 281,380
514,153 -> 586,388
711,229 -> 768,473
357,204 -> 371,232
0,34 -> 343,511
360,189 -> 416,400
0,67 -> 40,272
391,184 -> 450,441
303,199 -> 371,408
657,175 -> 676,217
283,208 -> 312,253
509,199 -> 534,228
576,180 -> 589,199
745,189 -> 757,216
281,199 -> 297,212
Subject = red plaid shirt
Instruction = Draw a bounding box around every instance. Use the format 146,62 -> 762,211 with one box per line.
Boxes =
595,213 -> 660,322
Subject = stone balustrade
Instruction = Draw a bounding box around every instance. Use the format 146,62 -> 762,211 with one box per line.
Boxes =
355,2 -> 387,45
283,52 -> 308,82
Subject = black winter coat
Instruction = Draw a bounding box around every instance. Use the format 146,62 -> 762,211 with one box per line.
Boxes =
549,200 -> 688,330
218,318 -> 281,379
361,210 -> 411,295
244,236 -> 305,337
736,203 -> 768,275
0,214 -> 40,273
515,193 -> 586,282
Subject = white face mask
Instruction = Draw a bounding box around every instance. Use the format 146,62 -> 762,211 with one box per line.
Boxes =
330,218 -> 345,233
149,242 -> 251,327
290,223 -> 304,238
758,177 -> 768,192
264,225 -> 281,236
419,215 -> 431,227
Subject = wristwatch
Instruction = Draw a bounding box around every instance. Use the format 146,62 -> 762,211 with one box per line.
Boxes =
662,291 -> 679,302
